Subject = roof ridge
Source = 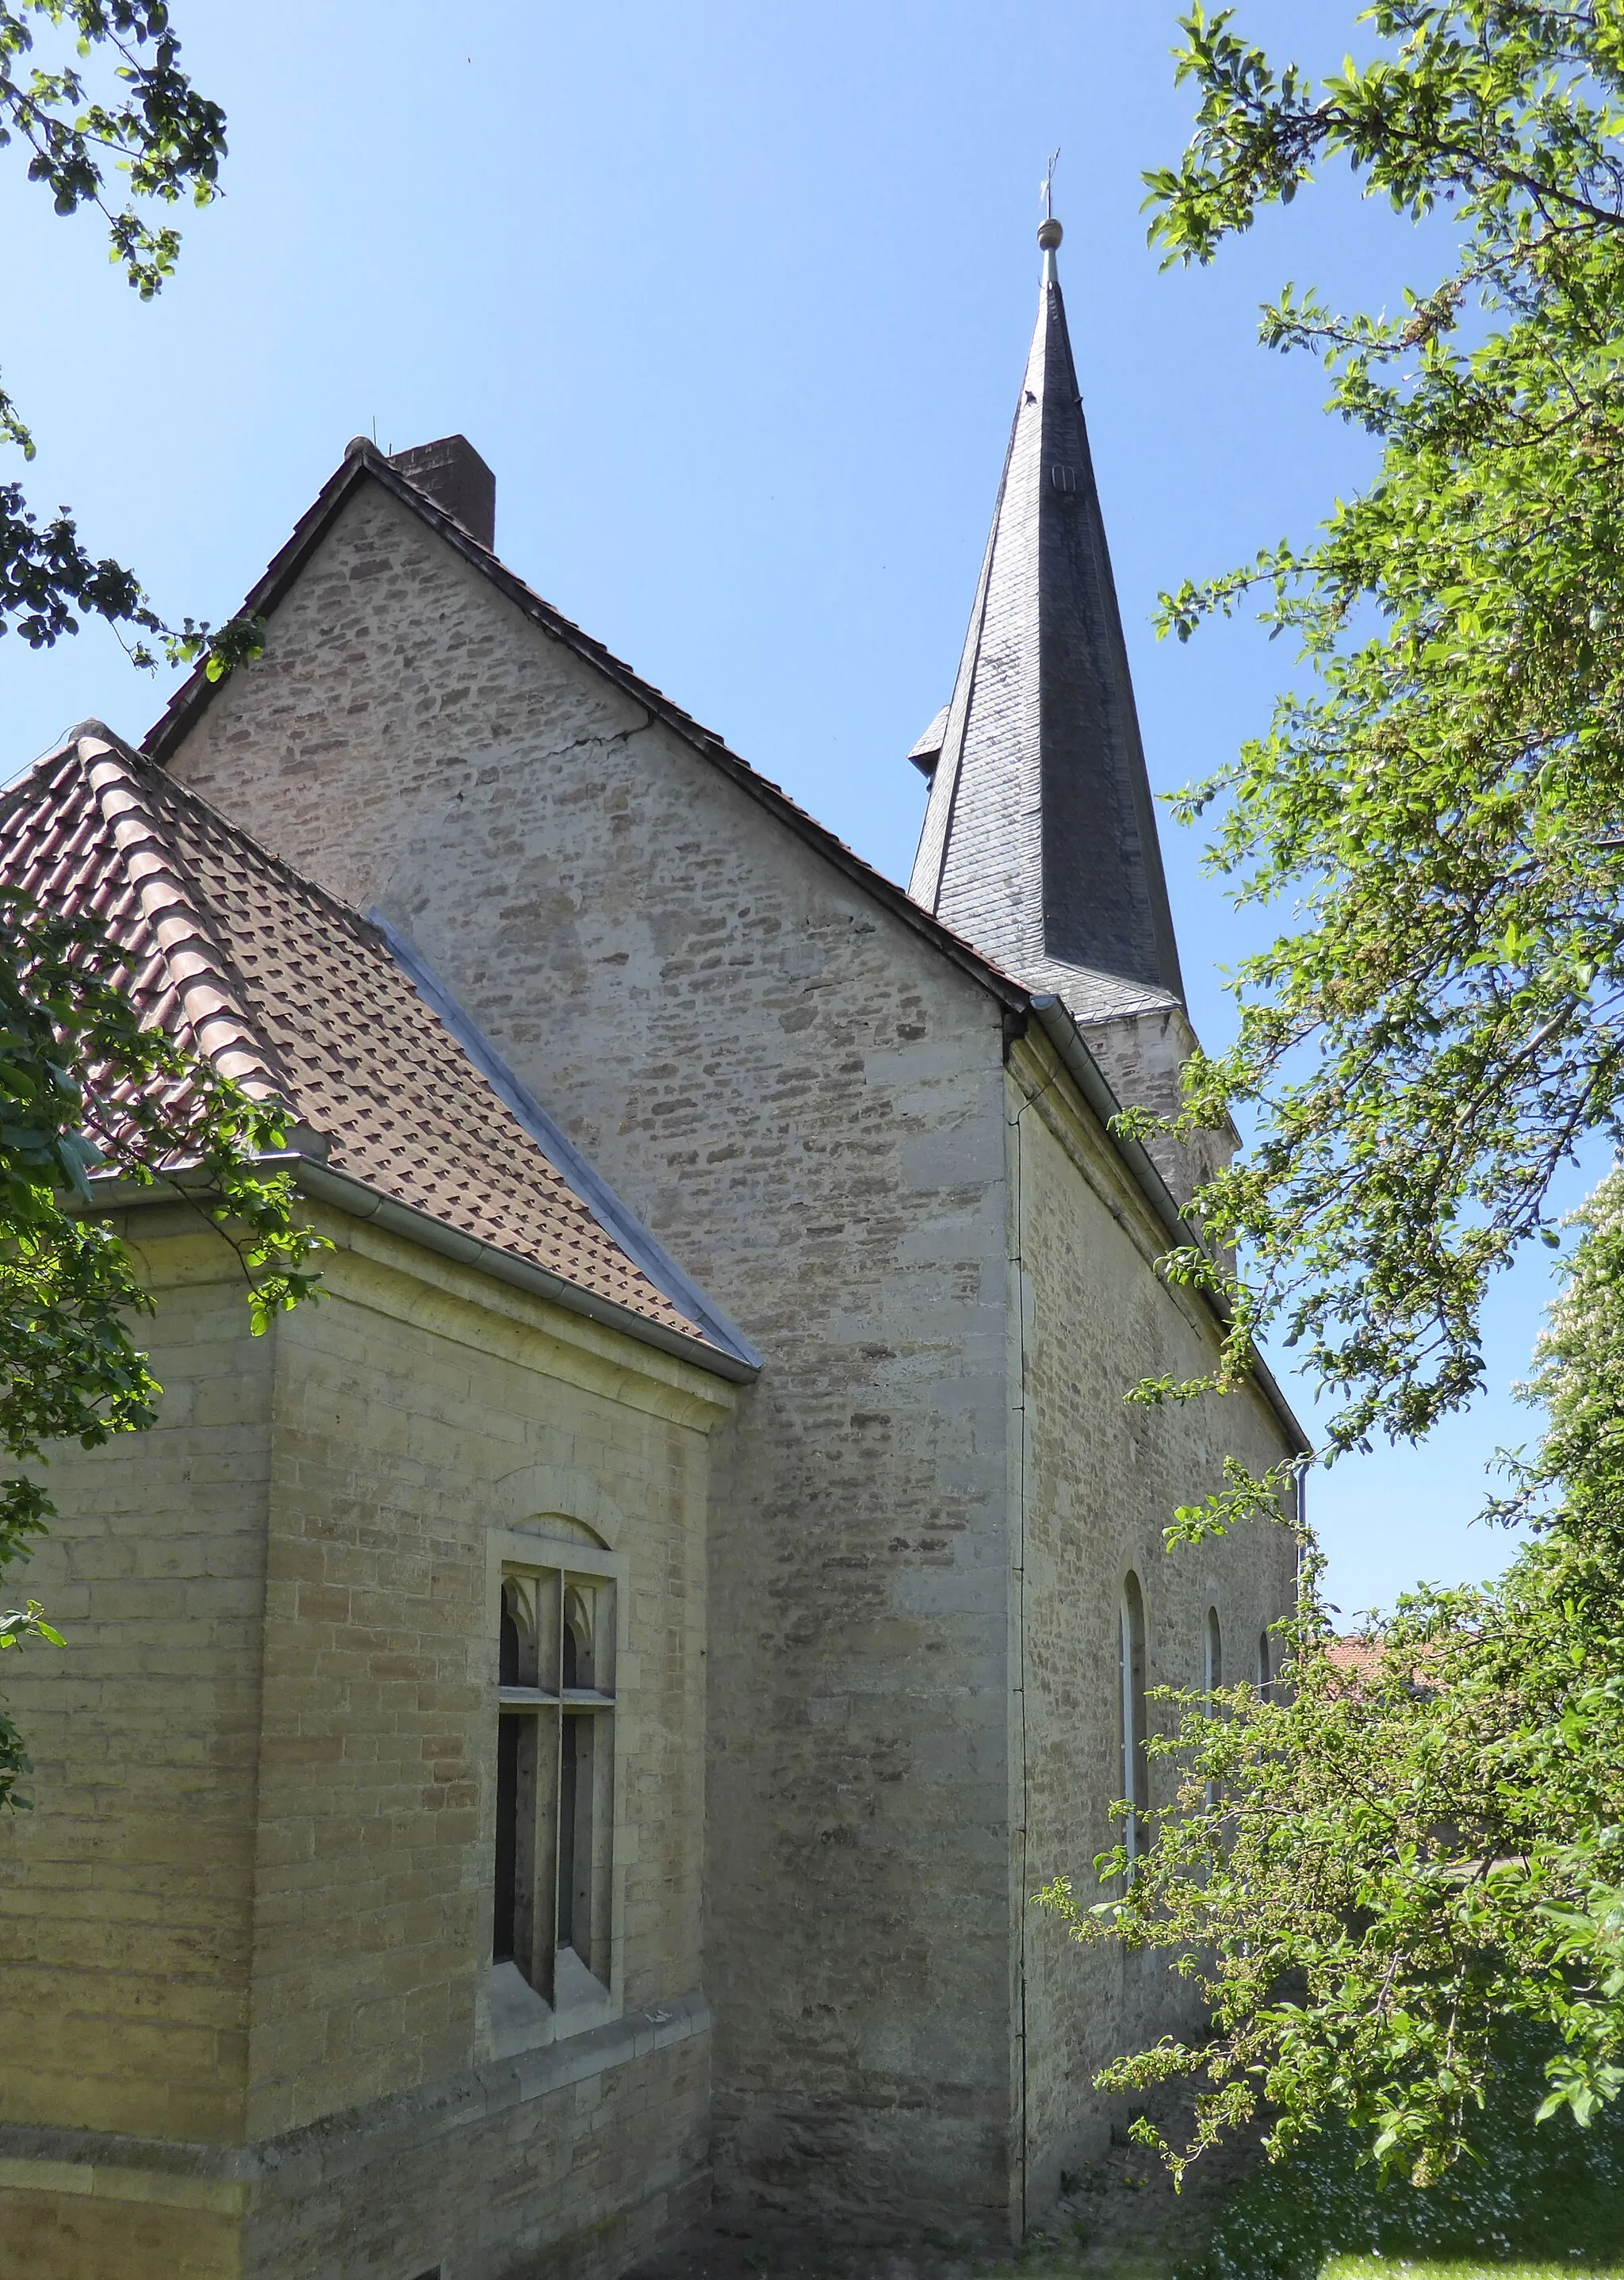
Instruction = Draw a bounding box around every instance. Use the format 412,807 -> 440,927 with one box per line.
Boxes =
136,445 -> 1040,1023
72,733 -> 296,1106
18,720 -> 402,987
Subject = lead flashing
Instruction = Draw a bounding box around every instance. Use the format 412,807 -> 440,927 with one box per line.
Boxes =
370,914 -> 761,1375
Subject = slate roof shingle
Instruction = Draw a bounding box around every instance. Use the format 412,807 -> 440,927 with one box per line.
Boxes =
0,729 -> 744,1368
907,222 -> 1187,1021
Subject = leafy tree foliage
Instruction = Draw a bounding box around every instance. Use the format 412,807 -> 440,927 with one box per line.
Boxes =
0,7 -> 316,1804
1044,1172 -> 1624,2184
0,2 -> 257,670
0,887 -> 325,1807
1063,4 -> 1624,2182
1127,2 -> 1624,1478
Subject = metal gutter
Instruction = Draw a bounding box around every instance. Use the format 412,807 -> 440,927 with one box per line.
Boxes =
83,1155 -> 759,1388
1028,996 -> 1308,1456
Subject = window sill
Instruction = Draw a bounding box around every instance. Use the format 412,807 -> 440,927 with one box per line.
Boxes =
496,1687 -> 615,1710
489,1951 -> 615,2060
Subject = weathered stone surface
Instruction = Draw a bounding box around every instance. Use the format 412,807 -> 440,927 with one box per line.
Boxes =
161,471 -> 1299,2247
0,1205 -> 731,2278
1009,1028 -> 1289,2205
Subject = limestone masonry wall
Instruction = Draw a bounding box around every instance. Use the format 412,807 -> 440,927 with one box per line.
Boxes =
162,475 -> 1299,2244
0,1203 -> 727,2280
168,480 -> 1021,2238
0,1227 -> 273,2148
248,1209 -> 718,2136
1006,1034 -> 1297,2213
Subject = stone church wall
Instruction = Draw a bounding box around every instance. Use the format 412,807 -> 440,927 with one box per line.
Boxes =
1005,1031 -> 1298,2214
0,1220 -> 274,2148
164,480 -> 1024,2240
0,1201 -> 729,2280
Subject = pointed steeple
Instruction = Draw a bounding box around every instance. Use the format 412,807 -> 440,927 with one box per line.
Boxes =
909,217 -> 1185,1021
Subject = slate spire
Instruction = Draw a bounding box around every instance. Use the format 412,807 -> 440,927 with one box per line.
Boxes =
908,217 -> 1185,1020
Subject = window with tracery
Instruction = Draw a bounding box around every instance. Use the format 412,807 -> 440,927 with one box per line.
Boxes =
493,1562 -> 615,2001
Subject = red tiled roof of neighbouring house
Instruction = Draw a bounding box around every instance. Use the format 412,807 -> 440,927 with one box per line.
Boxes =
1324,1637 -> 1385,1684
1323,1635 -> 1437,1696
0,727 -> 756,1374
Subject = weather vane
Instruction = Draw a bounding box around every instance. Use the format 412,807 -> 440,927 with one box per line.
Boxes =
1040,148 -> 1061,221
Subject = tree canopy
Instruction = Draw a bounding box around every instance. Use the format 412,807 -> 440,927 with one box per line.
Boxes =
1044,1171 -> 1624,2186
0,2 -> 316,1803
1128,1 -> 1624,1480
0,2 -> 257,671
1064,0 -> 1624,2186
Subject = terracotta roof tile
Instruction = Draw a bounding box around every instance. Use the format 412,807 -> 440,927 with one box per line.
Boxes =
0,730 -> 741,1363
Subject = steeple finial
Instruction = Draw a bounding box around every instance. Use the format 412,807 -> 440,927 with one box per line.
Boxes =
1039,151 -> 1063,276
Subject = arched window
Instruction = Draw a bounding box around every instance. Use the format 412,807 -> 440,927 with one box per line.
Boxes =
561,1586 -> 594,1690
558,1587 -> 599,1963
494,1581 -> 537,1972
499,1585 -> 522,1688
494,1559 -> 616,2005
1258,1626 -> 1274,1703
1203,1607 -> 1224,1809
1120,1573 -> 1149,1861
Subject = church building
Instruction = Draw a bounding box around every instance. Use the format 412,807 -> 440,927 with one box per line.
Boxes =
0,220 -> 1302,2280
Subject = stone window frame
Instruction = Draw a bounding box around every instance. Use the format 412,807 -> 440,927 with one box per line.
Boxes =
486,1523 -> 626,2057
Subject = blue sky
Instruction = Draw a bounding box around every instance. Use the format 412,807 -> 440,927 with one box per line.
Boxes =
0,0 -> 1590,1616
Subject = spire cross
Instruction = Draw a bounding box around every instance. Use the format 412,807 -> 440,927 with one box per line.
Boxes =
1040,149 -> 1060,221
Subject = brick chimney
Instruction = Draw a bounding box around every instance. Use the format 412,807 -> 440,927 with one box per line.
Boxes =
386,435 -> 496,550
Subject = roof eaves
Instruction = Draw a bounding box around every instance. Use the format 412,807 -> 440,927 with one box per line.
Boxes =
82,1154 -> 759,1387
1028,994 -> 1310,1458
371,912 -> 761,1374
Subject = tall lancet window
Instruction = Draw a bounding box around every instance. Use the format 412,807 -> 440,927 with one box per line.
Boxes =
1119,1573 -> 1149,1864
1258,1626 -> 1274,1703
1203,1607 -> 1224,1809
494,1558 -> 616,2006
1204,1606 -> 1223,1697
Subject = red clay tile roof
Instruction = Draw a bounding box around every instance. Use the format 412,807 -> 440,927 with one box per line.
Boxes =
1324,1638 -> 1385,1684
0,728 -> 740,1363
1323,1636 -> 1437,1695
